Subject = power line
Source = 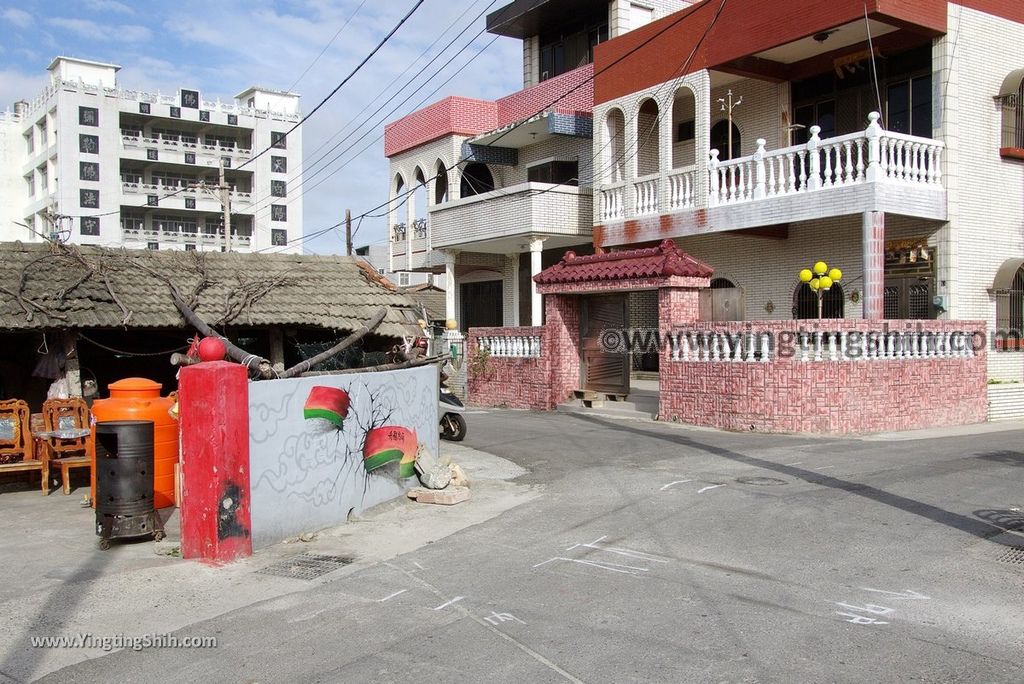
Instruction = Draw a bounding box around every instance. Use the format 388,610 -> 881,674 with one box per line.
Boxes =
246,0 -> 504,219
286,0 -> 368,92
350,0 -> 725,231
237,0 -> 427,172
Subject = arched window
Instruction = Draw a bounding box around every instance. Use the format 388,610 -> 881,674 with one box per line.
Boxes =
998,69 -> 1024,153
391,174 -> 406,242
710,120 -> 741,161
604,108 -> 626,183
460,163 -> 494,198
434,160 -> 448,204
411,167 -> 428,239
671,86 -> 696,169
994,258 -> 1024,350
793,282 -> 844,319
636,98 -> 660,176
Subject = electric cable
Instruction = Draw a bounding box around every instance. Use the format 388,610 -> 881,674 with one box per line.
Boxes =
236,0 -> 427,171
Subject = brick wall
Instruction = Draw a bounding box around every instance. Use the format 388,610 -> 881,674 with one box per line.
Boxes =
466,326 -> 549,409
496,65 -> 594,125
466,295 -> 581,409
384,97 -> 498,158
659,319 -> 989,433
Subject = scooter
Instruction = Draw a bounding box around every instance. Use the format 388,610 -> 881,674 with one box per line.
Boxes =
439,372 -> 467,442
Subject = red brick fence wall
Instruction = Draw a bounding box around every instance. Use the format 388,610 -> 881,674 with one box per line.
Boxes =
467,315 -> 989,434
659,320 -> 988,434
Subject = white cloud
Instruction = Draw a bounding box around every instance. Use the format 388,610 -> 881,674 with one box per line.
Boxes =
48,17 -> 105,39
0,68 -> 48,110
48,18 -> 151,42
83,0 -> 134,13
1,8 -> 32,28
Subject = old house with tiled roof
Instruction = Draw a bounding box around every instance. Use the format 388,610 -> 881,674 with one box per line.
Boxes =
0,242 -> 422,408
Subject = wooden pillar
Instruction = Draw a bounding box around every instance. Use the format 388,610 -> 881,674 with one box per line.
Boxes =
178,361 -> 252,562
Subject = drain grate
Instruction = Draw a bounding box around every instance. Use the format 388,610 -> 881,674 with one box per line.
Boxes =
996,547 -> 1024,566
257,553 -> 354,580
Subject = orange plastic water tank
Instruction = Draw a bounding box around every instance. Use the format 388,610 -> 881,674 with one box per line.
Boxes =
91,378 -> 178,509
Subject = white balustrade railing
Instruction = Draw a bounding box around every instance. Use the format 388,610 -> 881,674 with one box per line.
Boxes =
667,166 -> 697,210
633,174 -> 660,215
596,112 -> 945,218
670,329 -> 977,362
478,335 -> 543,358
599,182 -> 625,221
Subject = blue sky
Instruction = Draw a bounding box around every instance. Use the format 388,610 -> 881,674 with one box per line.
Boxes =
0,0 -> 523,253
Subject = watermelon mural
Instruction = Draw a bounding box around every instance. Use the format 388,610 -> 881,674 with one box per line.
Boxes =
249,365 -> 439,548
303,386 -> 351,427
363,426 -> 418,477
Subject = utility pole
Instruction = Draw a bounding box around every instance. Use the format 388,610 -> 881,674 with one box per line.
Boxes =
345,209 -> 353,256
219,157 -> 232,253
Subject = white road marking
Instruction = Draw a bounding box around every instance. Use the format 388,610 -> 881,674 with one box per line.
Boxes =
861,588 -> 931,600
835,602 -> 894,615
814,466 -> 835,471
413,562 -> 425,571
697,484 -> 726,494
433,596 -> 464,610
378,589 -> 407,602
533,556 -> 649,575
784,462 -> 803,466
660,479 -> 693,491
836,612 -> 889,625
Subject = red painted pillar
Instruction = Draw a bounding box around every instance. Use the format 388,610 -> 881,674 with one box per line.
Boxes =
178,361 -> 251,562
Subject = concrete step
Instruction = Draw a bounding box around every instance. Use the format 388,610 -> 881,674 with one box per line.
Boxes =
557,397 -> 658,421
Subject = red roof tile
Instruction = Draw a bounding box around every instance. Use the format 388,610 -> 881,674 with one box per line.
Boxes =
534,240 -> 713,285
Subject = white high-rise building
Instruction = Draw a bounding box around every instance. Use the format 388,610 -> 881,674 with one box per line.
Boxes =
0,56 -> 303,252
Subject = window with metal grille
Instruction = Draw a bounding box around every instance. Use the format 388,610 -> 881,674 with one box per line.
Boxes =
995,262 -> 1024,351
793,283 -> 844,319
883,286 -> 899,319
998,70 -> 1024,151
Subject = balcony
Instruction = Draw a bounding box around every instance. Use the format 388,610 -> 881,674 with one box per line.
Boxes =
122,227 -> 252,248
429,182 -> 593,251
595,114 -> 946,248
120,180 -> 253,211
121,132 -> 253,159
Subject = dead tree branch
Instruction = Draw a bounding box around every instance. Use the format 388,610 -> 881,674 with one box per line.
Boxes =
280,307 -> 389,379
299,354 -> 445,377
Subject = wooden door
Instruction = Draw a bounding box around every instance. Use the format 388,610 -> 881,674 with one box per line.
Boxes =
580,295 -> 630,395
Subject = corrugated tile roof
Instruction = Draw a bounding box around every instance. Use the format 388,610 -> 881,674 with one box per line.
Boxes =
534,239 -> 713,285
0,242 -> 421,338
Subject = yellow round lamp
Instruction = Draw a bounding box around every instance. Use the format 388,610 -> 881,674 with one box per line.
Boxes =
818,275 -> 833,290
799,269 -> 813,283
445,319 -> 458,330
417,318 -> 426,328
813,261 -> 828,276
828,268 -> 842,282
809,278 -> 820,291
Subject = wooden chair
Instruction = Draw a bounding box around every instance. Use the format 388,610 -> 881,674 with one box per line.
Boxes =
0,399 -> 48,494
41,397 -> 94,495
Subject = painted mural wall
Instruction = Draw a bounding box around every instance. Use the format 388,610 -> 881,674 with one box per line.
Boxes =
248,365 -> 439,548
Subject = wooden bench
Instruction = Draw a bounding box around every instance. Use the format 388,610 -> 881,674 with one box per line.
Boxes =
0,400 -> 48,494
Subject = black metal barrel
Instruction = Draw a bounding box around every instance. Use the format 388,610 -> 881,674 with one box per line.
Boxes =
95,420 -> 154,517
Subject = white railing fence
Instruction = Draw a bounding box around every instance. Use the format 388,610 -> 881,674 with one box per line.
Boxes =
477,335 -> 543,359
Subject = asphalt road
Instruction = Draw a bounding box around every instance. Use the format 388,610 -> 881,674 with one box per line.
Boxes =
38,412 -> 1024,683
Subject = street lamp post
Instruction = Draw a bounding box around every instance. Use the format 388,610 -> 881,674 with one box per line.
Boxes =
718,89 -> 743,159
799,261 -> 843,319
